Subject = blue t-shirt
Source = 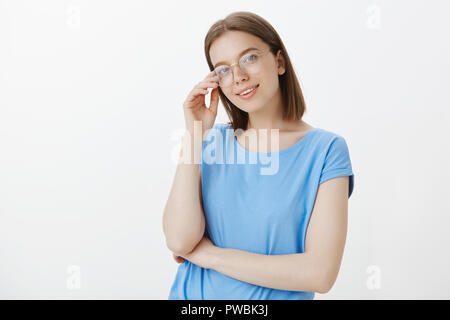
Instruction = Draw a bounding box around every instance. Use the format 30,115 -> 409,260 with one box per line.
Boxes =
168,122 -> 354,300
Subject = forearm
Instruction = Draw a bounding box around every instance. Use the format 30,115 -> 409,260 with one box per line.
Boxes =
211,247 -> 327,293
162,130 -> 205,255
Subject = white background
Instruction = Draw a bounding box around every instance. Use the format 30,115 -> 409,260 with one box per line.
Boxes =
1,0 -> 449,299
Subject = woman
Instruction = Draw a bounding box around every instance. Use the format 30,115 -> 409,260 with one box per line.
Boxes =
162,11 -> 354,300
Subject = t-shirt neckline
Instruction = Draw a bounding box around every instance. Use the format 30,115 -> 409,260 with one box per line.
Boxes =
230,125 -> 319,155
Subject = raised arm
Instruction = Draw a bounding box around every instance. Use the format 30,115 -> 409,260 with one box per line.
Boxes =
162,71 -> 220,256
162,131 -> 206,255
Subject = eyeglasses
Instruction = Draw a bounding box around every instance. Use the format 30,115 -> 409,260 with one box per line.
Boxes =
213,48 -> 271,88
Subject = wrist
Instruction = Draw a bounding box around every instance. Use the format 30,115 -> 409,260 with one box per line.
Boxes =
209,245 -> 224,270
179,130 -> 203,165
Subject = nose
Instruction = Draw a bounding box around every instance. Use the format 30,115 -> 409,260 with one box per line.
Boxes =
231,64 -> 248,84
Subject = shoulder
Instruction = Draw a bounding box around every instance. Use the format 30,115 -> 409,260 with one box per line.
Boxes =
310,128 -> 351,154
313,127 -> 347,143
314,128 -> 354,197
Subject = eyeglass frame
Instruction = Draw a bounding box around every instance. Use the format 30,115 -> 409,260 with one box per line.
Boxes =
212,48 -> 272,87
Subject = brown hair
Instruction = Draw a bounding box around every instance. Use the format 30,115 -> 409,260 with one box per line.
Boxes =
204,11 -> 306,131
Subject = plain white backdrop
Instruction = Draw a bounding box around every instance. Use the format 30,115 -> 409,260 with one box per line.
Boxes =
1,0 -> 449,299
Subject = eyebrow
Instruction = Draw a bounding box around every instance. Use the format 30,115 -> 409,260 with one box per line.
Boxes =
213,47 -> 261,69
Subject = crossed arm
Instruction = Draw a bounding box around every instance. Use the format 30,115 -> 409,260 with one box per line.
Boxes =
172,176 -> 350,294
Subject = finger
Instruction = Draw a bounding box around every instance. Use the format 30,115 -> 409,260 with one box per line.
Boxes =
204,71 -> 219,81
202,75 -> 220,87
195,80 -> 219,90
187,87 -> 210,99
185,88 -> 210,103
209,87 -> 219,114
192,87 -> 210,95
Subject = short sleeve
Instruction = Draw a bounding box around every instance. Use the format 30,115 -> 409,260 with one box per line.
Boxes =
318,136 -> 354,198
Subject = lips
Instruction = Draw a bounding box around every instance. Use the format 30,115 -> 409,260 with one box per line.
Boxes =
236,84 -> 259,95
236,84 -> 259,100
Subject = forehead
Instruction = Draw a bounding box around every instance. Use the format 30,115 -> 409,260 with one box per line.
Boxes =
209,31 -> 266,65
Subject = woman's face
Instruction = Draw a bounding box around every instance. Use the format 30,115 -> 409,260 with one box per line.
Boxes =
209,31 -> 285,114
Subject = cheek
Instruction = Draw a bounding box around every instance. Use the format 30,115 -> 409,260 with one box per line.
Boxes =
222,89 -> 235,101
221,70 -> 273,102
262,71 -> 281,95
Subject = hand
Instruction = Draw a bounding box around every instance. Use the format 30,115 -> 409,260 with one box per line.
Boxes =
179,237 -> 218,270
183,71 -> 220,135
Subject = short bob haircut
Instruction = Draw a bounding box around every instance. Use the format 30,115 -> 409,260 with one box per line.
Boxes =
204,11 -> 307,132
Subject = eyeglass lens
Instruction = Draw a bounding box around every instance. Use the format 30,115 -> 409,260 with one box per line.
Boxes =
214,52 -> 263,88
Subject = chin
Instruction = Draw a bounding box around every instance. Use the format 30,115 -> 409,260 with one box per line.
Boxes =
236,101 -> 263,114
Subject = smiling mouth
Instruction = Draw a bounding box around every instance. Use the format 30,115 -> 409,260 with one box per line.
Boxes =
237,84 -> 259,97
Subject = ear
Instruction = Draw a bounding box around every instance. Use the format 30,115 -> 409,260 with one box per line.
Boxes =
276,49 -> 286,76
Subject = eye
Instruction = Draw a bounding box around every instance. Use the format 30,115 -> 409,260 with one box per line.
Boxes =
243,53 -> 258,63
216,66 -> 229,76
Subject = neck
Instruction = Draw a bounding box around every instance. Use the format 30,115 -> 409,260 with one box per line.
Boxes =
246,88 -> 298,131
